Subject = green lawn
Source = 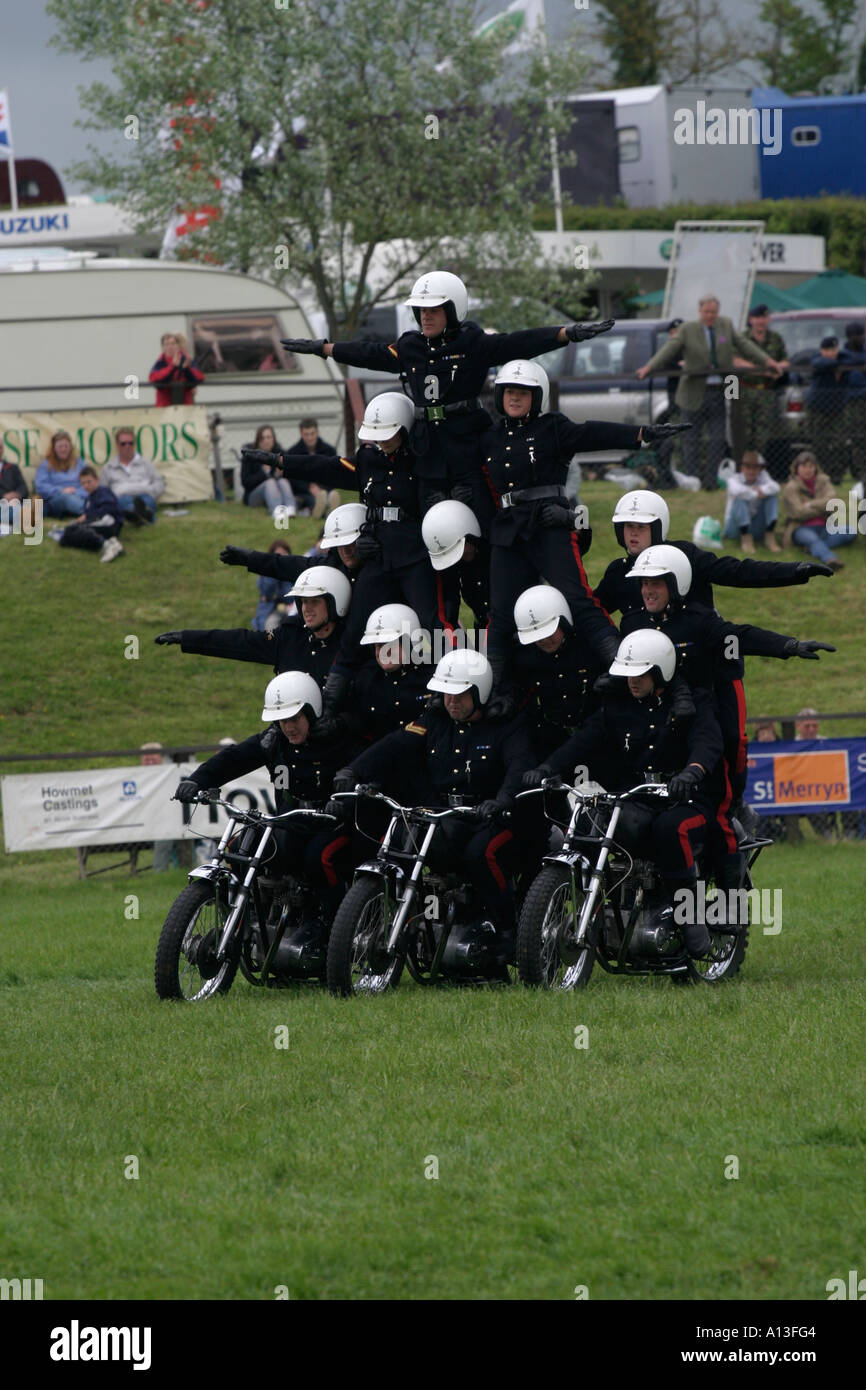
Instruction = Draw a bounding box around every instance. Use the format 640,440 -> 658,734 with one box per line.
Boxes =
1,481 -> 864,1301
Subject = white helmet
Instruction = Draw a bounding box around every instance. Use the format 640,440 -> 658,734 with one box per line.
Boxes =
514,585 -> 572,644
609,631 -> 677,684
493,359 -> 550,418
421,499 -> 481,571
320,502 -> 368,549
357,391 -> 416,443
405,271 -> 469,330
626,544 -> 692,601
261,671 -> 323,722
285,565 -> 352,619
611,490 -> 670,548
360,603 -> 420,646
427,648 -> 493,708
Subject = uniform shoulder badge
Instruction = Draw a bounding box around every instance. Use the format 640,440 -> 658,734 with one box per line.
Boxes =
405,721 -> 427,735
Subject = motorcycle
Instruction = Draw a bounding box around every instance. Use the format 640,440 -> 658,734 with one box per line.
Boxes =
325,789 -> 518,997
516,780 -> 773,988
154,792 -> 338,1001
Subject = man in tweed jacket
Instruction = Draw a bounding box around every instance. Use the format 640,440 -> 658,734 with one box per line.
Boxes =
637,295 -> 783,490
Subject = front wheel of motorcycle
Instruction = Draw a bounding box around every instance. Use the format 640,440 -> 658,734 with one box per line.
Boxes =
154,881 -> 240,1001
326,878 -> 404,998
517,864 -> 595,989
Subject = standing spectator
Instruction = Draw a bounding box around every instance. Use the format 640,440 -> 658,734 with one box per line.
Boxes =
805,336 -> 851,485
782,450 -> 855,569
252,540 -> 295,631
47,465 -> 125,562
723,450 -> 781,553
149,331 -> 205,407
751,719 -> 787,842
141,742 -> 193,870
794,708 -> 837,841
100,427 -> 166,525
636,294 -> 782,490
0,437 -> 30,530
282,417 -> 342,518
731,305 -> 789,465
35,430 -> 88,517
843,321 -> 866,484
241,424 -> 296,516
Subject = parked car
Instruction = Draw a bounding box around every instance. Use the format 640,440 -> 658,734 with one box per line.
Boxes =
768,308 -> 866,425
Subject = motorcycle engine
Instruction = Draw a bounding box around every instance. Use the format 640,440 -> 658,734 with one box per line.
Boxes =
441,921 -> 498,974
628,906 -> 682,960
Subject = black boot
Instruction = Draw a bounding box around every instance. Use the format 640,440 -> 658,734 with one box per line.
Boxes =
665,873 -> 711,958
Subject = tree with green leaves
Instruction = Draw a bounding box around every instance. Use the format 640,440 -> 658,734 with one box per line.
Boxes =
592,0 -> 755,87
756,0 -> 859,91
48,0 -> 598,340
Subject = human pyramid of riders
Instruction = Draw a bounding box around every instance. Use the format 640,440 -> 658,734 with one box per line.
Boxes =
155,271 -> 837,985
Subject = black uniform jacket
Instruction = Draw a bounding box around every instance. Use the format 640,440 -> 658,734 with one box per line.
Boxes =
239,548 -> 358,590
509,628 -> 603,735
481,412 -> 642,542
331,321 -> 564,478
595,540 -> 813,618
350,660 -> 435,743
620,599 -> 798,688
348,704 -> 536,806
178,615 -> 343,681
188,723 -> 363,811
280,442 -> 427,570
547,686 -> 724,804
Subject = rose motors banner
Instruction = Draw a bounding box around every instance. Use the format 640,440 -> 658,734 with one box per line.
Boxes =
1,764 -> 279,853
745,739 -> 866,815
0,406 -> 212,503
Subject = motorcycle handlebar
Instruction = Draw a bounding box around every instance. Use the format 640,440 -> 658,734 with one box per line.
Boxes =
331,788 -> 500,823
186,792 -> 337,826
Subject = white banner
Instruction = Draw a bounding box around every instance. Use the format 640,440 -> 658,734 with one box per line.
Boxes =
2,763 -> 280,852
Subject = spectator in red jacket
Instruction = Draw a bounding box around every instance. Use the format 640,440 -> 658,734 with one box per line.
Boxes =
149,331 -> 205,407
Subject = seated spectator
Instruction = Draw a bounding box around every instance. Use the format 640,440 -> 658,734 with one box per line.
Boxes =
282,416 -> 341,518
241,424 -> 296,517
0,437 -> 30,529
782,449 -> 855,570
141,742 -> 193,870
35,430 -> 87,517
750,719 -> 786,842
252,540 -> 295,632
100,428 -> 166,525
723,449 -> 781,553
149,331 -> 205,407
47,465 -> 124,562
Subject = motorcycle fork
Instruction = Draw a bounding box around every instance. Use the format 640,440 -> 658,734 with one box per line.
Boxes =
385,821 -> 437,954
217,826 -> 274,959
574,804 -> 623,947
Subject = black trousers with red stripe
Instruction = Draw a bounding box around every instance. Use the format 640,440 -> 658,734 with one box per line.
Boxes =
273,824 -> 354,911
614,801 -> 711,882
427,819 -> 522,924
717,678 -> 748,803
486,528 -> 617,673
336,557 -> 455,668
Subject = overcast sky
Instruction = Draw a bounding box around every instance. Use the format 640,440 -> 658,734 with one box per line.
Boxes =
0,0 -> 840,198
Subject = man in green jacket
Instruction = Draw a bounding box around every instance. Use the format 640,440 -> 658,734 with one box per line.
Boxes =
637,295 -> 783,490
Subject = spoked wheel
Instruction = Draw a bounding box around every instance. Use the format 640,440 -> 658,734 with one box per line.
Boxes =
517,865 -> 595,989
326,879 -> 404,998
685,879 -> 751,984
155,881 -> 240,1001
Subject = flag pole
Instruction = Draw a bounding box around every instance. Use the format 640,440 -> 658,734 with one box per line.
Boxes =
538,0 -> 563,234
0,90 -> 17,212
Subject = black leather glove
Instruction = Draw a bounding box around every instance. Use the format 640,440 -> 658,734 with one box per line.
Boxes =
596,633 -> 620,667
312,712 -> 348,740
564,318 -> 615,342
668,766 -> 704,803
641,421 -> 693,442
450,483 -> 474,507
280,337 -> 328,357
240,447 -> 280,466
356,781 -> 381,796
796,562 -> 834,579
331,767 -> 356,795
782,639 -> 836,660
476,799 -> 508,822
486,691 -> 517,720
323,798 -> 347,820
593,672 -> 618,695
523,764 -> 553,789
425,692 -> 445,712
422,491 -> 447,513
539,500 -> 574,528
576,525 -> 592,555
173,779 -> 203,803
220,545 -> 253,567
670,676 -> 696,721
354,532 -> 382,562
155,631 -> 183,646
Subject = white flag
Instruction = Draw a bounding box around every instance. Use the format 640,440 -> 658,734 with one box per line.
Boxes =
0,89 -> 14,156
477,0 -> 544,55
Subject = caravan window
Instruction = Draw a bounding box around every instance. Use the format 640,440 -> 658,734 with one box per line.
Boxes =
191,315 -> 299,373
791,126 -> 821,146
617,127 -> 641,163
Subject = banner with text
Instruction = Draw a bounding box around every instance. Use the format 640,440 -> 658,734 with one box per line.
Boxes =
0,406 -> 212,503
1,763 -> 280,852
745,738 -> 866,814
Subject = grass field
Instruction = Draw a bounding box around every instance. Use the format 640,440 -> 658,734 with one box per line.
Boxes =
1,480 -> 864,1301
